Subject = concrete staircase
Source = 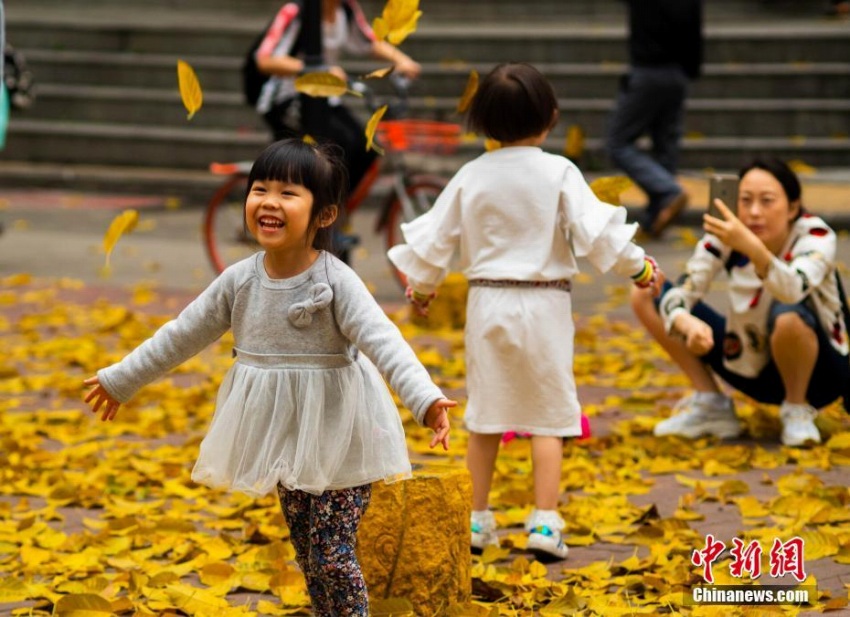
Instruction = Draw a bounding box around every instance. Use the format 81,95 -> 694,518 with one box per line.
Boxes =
2,1 -> 848,194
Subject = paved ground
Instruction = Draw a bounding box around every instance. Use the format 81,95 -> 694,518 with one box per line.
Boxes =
1,181 -> 850,614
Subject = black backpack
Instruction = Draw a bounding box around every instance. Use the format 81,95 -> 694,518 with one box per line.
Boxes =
242,2 -> 306,107
242,29 -> 272,107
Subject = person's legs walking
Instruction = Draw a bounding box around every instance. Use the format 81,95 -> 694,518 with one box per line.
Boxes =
277,486 -> 332,615
309,485 -> 372,617
607,67 -> 687,235
467,431 -> 501,551
525,435 -> 569,561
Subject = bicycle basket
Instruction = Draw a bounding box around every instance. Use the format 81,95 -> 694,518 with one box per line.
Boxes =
377,119 -> 461,155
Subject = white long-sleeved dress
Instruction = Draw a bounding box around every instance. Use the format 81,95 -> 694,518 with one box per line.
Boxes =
388,146 -> 646,436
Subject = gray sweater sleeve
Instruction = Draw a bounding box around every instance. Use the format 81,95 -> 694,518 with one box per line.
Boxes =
330,261 -> 444,425
97,270 -> 236,403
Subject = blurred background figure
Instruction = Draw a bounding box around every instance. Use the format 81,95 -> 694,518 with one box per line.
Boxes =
606,0 -> 702,238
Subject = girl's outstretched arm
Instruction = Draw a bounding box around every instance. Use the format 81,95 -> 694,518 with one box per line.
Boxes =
83,375 -> 122,422
424,398 -> 456,450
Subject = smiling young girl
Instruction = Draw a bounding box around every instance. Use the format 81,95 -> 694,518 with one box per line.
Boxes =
83,138 -> 454,616
632,157 -> 850,446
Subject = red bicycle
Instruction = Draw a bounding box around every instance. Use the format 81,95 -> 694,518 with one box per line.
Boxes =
203,76 -> 460,287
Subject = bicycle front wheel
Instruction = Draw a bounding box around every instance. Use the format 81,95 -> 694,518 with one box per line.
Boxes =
383,175 -> 447,288
204,174 -> 258,274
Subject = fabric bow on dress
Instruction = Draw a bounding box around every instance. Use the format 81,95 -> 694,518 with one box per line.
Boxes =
288,283 -> 333,327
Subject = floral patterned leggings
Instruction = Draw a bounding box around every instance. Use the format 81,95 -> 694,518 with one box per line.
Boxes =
277,484 -> 372,616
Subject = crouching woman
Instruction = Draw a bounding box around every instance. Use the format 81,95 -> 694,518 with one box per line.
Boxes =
631,157 -> 850,446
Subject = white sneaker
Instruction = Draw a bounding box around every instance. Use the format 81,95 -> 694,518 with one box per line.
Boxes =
780,402 -> 821,447
653,393 -> 742,439
470,510 -> 499,553
525,509 -> 569,562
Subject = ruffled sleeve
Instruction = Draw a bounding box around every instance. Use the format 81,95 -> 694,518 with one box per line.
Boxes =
559,164 -> 644,276
387,171 -> 464,294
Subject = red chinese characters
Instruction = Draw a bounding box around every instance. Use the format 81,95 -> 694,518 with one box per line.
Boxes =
769,537 -> 806,582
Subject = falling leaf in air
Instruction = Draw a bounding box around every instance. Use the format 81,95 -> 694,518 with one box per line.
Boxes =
364,66 -> 395,80
295,72 -> 361,98
102,209 -> 139,267
589,176 -> 633,205
365,105 -> 388,156
372,0 -> 422,46
176,60 -> 203,120
564,124 -> 585,160
457,70 -> 479,114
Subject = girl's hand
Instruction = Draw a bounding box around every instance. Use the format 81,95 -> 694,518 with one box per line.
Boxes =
83,376 -> 121,422
703,199 -> 761,255
632,256 -> 661,291
424,398 -> 456,450
672,313 -> 714,356
405,286 -> 435,317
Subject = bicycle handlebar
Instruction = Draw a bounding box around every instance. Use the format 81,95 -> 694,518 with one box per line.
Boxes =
350,72 -> 412,119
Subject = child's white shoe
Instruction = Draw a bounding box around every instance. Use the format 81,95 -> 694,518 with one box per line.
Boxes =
780,402 -> 821,447
653,393 -> 742,439
525,509 -> 569,562
471,510 -> 499,553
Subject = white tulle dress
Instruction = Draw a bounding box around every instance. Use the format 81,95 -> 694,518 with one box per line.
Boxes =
98,252 -> 443,496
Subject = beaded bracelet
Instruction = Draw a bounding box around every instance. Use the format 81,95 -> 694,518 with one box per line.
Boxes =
631,257 -> 658,289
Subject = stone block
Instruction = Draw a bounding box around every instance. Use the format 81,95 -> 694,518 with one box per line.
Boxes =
359,462 -> 472,616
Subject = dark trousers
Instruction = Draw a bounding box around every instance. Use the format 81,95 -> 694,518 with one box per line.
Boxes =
277,484 -> 372,617
606,66 -> 689,224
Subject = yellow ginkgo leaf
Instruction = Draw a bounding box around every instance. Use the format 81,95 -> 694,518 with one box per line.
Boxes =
564,124 -> 585,160
176,59 -> 203,120
363,66 -> 395,80
484,138 -> 501,152
53,593 -> 114,616
103,209 -> 139,267
295,72 -> 349,98
303,134 -> 317,145
589,176 -> 633,205
365,104 -> 388,155
372,0 -> 422,46
457,69 -> 479,114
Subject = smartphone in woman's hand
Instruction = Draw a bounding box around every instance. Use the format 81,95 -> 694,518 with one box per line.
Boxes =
708,175 -> 739,218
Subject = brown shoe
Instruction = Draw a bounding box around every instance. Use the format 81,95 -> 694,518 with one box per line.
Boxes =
649,192 -> 688,237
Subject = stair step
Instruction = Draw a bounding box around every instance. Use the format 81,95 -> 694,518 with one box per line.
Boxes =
24,84 -> 850,139
8,15 -> 850,64
4,119 -> 849,170
22,49 -> 850,100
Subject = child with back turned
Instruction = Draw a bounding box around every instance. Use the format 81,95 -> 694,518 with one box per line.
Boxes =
83,138 -> 455,617
388,62 -> 661,561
